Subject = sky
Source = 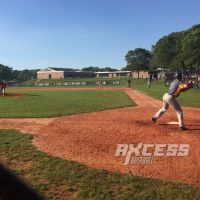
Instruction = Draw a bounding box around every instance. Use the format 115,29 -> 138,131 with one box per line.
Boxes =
0,0 -> 200,70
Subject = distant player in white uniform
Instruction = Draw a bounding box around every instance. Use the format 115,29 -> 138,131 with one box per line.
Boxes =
147,74 -> 152,88
152,73 -> 191,131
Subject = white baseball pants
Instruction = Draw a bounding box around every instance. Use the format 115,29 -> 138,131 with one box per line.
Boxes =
153,93 -> 183,127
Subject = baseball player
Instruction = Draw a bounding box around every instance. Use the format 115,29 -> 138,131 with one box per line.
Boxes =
147,74 -> 152,88
152,73 -> 191,131
0,81 -> 7,96
128,78 -> 132,88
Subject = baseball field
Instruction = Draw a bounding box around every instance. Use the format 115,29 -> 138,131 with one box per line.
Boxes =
0,80 -> 200,199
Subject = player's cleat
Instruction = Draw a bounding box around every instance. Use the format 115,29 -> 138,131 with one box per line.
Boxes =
152,117 -> 157,123
179,126 -> 188,131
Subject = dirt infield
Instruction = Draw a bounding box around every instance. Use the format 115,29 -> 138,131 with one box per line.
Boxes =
0,88 -> 199,185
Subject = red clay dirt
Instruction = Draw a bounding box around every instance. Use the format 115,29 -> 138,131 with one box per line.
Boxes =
0,88 -> 199,185
0,93 -> 26,97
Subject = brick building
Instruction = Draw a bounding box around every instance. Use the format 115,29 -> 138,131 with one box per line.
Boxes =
132,70 -> 148,78
37,67 -> 95,80
37,68 -> 148,80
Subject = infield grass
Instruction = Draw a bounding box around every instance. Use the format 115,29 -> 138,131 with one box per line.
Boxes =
132,79 -> 200,107
0,89 -> 134,118
0,129 -> 200,200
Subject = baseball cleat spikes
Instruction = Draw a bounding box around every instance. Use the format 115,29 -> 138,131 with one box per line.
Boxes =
151,117 -> 157,123
152,117 -> 157,123
179,126 -> 189,131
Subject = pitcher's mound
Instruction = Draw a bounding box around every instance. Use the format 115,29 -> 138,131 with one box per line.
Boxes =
0,93 -> 26,97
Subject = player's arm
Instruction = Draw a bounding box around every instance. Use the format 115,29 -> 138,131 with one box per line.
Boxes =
180,80 -> 192,92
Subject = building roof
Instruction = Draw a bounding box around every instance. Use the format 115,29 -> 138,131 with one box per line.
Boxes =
51,67 -> 74,71
37,67 -> 74,73
95,71 -> 131,74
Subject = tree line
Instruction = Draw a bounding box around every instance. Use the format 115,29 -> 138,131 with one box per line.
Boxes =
0,65 -> 40,81
124,24 -> 200,74
0,65 -> 119,81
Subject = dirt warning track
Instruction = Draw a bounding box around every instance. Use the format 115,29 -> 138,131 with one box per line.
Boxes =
0,88 -> 199,185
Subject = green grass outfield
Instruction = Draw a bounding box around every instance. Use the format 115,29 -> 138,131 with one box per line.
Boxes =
0,89 -> 134,118
19,77 -> 131,88
17,77 -> 200,107
1,129 -> 200,200
132,79 -> 200,108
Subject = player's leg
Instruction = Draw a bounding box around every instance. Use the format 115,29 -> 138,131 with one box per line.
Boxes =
147,81 -> 150,88
152,93 -> 169,122
1,88 -> 5,96
169,98 -> 185,130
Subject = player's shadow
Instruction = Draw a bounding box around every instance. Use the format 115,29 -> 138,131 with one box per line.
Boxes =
188,128 -> 200,131
4,93 -> 40,97
159,123 -> 200,131
27,94 -> 40,96
135,120 -> 152,125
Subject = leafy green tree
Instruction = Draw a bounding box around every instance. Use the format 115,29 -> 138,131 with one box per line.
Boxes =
151,32 -> 183,70
16,69 -> 39,81
12,70 -> 21,80
81,66 -> 100,72
178,25 -> 200,70
124,48 -> 152,78
81,66 -> 118,72
0,64 -> 13,80
103,67 -> 118,72
151,24 -> 200,72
